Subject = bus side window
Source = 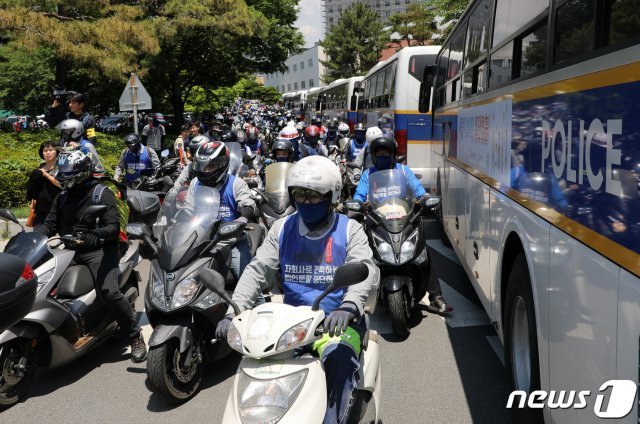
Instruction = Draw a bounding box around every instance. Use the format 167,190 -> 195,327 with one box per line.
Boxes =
606,0 -> 640,46
554,0 -> 595,64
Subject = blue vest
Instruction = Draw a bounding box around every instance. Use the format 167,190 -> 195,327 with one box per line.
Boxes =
244,140 -> 262,155
349,139 -> 368,161
279,213 -> 349,315
194,176 -> 238,222
123,146 -> 152,183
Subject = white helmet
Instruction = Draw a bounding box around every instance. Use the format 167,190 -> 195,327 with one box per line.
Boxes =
337,122 -> 350,137
366,126 -> 383,144
287,156 -> 342,204
58,119 -> 84,142
279,126 -> 299,141
286,120 -> 296,127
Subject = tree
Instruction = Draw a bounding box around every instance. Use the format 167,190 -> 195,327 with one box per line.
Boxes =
320,2 -> 387,83
388,3 -> 438,46
430,0 -> 470,39
184,78 -> 282,112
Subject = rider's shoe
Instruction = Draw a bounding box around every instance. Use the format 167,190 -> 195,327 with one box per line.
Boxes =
130,333 -> 147,363
426,295 -> 453,314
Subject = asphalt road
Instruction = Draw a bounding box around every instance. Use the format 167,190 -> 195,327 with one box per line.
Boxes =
0,228 -> 512,424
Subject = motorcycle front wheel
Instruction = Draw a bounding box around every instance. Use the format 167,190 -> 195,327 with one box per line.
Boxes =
0,338 -> 37,409
387,290 -> 411,339
147,339 -> 204,404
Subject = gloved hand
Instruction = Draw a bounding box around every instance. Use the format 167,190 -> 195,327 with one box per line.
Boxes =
264,158 -> 273,165
82,231 -> 102,249
416,194 -> 430,205
324,305 -> 358,337
215,315 -> 234,341
235,216 -> 249,224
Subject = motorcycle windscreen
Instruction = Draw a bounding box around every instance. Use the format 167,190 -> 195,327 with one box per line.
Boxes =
156,185 -> 221,271
338,137 -> 349,151
368,169 -> 414,234
4,231 -> 49,268
265,162 -> 292,213
226,141 -> 243,176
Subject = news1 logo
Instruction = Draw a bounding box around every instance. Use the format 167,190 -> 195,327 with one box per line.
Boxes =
507,380 -> 637,418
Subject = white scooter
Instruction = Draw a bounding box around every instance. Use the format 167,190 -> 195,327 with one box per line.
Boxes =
199,263 -> 382,424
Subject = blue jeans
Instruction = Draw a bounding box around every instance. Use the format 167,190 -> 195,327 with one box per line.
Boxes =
230,238 -> 265,305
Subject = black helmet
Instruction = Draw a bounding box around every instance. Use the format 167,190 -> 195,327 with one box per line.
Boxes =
56,150 -> 94,190
354,123 -> 366,142
271,139 -> 294,163
124,133 -> 142,152
370,136 -> 397,169
188,135 -> 211,157
220,129 -> 238,144
194,141 -> 230,186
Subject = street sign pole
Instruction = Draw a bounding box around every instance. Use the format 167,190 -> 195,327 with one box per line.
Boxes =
130,74 -> 139,135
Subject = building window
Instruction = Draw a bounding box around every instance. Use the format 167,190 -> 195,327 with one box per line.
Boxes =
309,79 -> 314,87
294,82 -> 298,90
300,61 -> 304,70
385,1 -> 390,6
308,58 -> 313,67
282,85 -> 285,92
395,0 -> 400,4
293,64 -> 297,72
301,80 -> 306,88
287,84 -> 291,91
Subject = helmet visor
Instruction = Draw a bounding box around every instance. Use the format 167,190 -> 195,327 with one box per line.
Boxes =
291,187 -> 328,204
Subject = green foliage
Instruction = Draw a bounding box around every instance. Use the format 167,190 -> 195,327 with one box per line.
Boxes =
0,46 -> 55,114
320,2 -> 387,83
388,2 -> 439,46
0,130 -> 124,208
429,0 -> 470,39
184,78 -> 282,112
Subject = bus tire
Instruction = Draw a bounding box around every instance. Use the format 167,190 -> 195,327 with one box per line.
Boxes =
503,254 -> 543,424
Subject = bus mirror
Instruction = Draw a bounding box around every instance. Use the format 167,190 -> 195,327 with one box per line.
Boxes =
315,99 -> 321,110
350,95 -> 357,111
419,65 -> 437,113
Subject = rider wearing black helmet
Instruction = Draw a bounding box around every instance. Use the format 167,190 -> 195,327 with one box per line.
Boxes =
353,136 -> 453,313
183,141 -> 257,282
35,150 -> 147,362
114,133 -> 161,186
172,134 -> 211,190
270,139 -> 295,163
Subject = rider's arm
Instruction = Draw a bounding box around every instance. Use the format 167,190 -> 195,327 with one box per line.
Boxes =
113,149 -> 126,181
228,218 -> 284,314
403,165 -> 426,198
232,177 -> 257,218
93,188 -> 120,242
34,193 -> 61,237
342,219 -> 379,316
149,147 -> 161,171
352,169 -> 370,203
353,146 -> 365,168
172,165 -> 192,191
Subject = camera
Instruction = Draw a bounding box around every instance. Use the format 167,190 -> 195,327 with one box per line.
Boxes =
52,88 -> 69,100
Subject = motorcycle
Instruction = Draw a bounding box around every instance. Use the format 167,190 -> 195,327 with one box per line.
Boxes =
199,262 -> 382,424
345,168 -> 441,338
0,206 -> 141,408
128,150 -> 178,195
126,185 -> 247,404
252,162 -> 296,231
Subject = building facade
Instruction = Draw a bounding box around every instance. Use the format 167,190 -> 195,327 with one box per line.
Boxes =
264,44 -> 327,94
323,0 -> 417,33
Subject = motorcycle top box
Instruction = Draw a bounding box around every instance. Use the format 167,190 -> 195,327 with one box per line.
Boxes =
0,252 -> 37,333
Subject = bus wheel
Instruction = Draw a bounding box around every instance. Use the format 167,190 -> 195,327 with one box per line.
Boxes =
504,254 -> 543,424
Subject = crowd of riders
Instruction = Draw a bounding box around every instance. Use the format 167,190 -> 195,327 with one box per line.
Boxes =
20,95 -> 452,424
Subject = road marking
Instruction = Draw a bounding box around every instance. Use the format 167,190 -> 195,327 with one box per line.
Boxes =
486,336 -> 505,365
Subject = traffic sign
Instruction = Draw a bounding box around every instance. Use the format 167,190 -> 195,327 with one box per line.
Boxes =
119,73 -> 152,134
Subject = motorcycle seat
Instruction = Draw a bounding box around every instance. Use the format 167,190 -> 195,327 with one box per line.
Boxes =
56,265 -> 94,298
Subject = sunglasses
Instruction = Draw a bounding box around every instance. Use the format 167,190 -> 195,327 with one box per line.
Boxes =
291,188 -> 328,204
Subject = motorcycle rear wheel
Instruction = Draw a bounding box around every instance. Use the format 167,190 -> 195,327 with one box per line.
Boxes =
0,338 -> 37,409
387,291 -> 410,339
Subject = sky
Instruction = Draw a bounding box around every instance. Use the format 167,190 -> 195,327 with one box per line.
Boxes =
294,0 -> 324,48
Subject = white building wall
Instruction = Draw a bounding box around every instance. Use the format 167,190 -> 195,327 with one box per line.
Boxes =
264,45 -> 327,93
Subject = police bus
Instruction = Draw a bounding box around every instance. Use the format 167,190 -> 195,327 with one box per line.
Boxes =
305,77 -> 363,130
357,45 -> 440,188
420,0 -> 640,422
283,90 -> 308,120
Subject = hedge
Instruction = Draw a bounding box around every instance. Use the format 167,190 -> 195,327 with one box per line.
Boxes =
0,130 -> 124,208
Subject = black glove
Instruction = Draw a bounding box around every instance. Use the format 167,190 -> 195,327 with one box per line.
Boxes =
416,194 -> 430,206
215,315 -> 234,341
324,305 -> 358,337
82,231 -> 102,249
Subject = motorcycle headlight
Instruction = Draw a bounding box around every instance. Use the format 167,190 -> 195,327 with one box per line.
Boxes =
372,233 -> 395,263
399,229 -> 419,264
150,270 -> 166,310
36,267 -> 55,292
170,276 -> 200,309
194,291 -> 222,310
237,369 -> 307,424
227,321 -> 243,353
276,319 -> 312,352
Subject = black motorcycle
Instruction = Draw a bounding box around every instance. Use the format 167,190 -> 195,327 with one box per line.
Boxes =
345,168 -> 441,338
126,185 -> 247,404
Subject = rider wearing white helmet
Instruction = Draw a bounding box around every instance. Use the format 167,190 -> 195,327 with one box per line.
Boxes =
215,155 -> 379,423
279,125 -> 302,161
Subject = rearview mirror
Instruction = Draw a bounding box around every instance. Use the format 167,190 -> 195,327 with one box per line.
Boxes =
126,223 -> 152,239
344,200 -> 362,212
198,269 -> 240,315
350,95 -> 357,111
312,263 -> 369,311
218,221 -> 247,239
423,195 -> 441,208
0,209 -> 19,225
161,149 -> 170,158
418,65 -> 437,113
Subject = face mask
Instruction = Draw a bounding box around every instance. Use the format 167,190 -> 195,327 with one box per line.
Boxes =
276,156 -> 289,163
375,156 -> 392,170
296,201 -> 331,228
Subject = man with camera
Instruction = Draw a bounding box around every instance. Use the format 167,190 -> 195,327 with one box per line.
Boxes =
45,90 -> 96,145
